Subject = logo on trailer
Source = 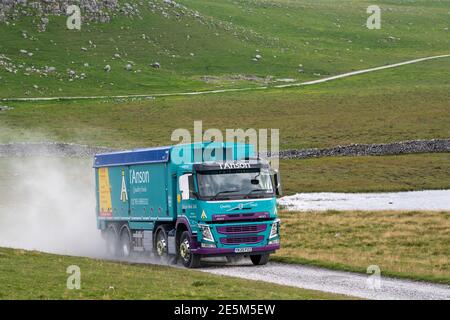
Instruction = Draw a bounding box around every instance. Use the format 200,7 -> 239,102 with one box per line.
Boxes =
130,169 -> 150,184
120,169 -> 128,202
201,210 -> 207,219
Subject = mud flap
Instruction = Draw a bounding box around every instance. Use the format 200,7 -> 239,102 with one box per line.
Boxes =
167,229 -> 177,255
143,230 -> 153,251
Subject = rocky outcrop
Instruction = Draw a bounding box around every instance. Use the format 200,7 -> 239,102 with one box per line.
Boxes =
0,0 -> 138,28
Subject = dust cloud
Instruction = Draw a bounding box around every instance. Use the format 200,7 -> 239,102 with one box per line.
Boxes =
0,155 -> 234,267
0,156 -> 106,258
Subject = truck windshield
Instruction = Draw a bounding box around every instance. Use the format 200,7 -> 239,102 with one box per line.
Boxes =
196,168 -> 274,200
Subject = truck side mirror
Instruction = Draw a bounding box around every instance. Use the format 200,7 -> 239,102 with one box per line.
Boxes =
274,171 -> 282,196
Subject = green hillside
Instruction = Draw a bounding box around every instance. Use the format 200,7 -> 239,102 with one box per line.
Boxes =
1,0 -> 450,194
2,58 -> 450,149
0,0 -> 449,98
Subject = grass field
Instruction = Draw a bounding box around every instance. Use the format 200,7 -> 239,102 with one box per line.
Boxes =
1,0 -> 449,150
280,153 -> 450,194
0,247 -> 347,300
1,0 -> 449,98
2,56 -> 450,150
1,1 -> 450,165
275,210 -> 450,284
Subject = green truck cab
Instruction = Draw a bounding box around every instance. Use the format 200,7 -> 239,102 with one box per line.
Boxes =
94,142 -> 281,268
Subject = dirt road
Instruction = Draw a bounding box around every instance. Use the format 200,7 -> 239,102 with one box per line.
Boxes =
199,260 -> 450,300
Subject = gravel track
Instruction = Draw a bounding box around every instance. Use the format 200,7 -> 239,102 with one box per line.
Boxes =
1,54 -> 449,102
199,261 -> 450,300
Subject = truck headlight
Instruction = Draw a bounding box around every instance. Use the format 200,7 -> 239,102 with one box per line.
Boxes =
268,239 -> 280,245
199,224 -> 214,242
269,220 -> 280,239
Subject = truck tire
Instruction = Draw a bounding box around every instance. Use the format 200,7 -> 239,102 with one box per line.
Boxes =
250,254 -> 270,266
105,226 -> 119,257
155,228 -> 168,259
179,231 -> 201,268
120,228 -> 132,258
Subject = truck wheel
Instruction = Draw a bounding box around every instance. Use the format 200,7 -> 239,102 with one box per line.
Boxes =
155,228 -> 168,259
105,226 -> 119,257
120,229 -> 132,258
250,254 -> 270,266
179,231 -> 201,268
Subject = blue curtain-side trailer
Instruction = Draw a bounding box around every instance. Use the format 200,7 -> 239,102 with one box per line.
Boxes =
94,142 -> 281,268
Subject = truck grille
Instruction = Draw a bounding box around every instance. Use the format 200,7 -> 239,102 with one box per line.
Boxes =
217,224 -> 267,234
220,236 -> 264,245
212,212 -> 269,222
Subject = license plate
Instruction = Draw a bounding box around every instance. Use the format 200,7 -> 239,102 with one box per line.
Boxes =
235,247 -> 252,253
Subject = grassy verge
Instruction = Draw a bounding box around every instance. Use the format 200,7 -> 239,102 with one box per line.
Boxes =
275,210 -> 450,284
0,247 -> 347,300
280,153 -> 450,194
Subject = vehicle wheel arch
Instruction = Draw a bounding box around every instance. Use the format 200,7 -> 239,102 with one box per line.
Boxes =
119,224 -> 131,237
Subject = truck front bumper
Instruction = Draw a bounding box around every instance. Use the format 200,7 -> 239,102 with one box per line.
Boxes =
191,243 -> 280,256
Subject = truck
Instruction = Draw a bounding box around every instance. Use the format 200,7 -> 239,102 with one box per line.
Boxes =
94,142 -> 281,268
